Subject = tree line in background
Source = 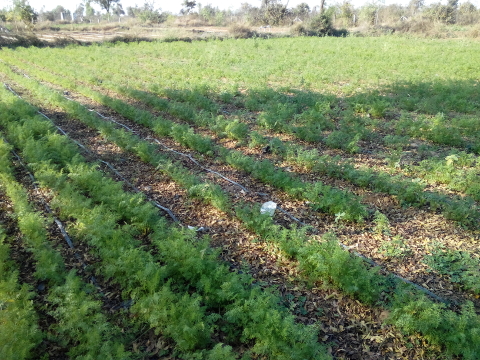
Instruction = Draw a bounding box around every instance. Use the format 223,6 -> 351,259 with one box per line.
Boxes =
1,0 -> 479,33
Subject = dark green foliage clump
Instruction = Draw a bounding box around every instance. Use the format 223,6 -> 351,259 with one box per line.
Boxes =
424,245 -> 480,294
291,13 -> 347,37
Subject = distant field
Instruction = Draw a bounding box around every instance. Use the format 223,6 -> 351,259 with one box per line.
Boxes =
31,25 -> 232,43
1,36 -> 479,359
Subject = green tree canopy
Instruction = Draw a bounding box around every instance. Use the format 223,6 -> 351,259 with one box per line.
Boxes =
93,0 -> 120,13
181,0 -> 196,15
6,0 -> 37,27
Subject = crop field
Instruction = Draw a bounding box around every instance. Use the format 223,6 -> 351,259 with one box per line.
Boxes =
0,36 -> 479,359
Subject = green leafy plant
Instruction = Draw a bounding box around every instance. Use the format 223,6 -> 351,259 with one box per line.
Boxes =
424,244 -> 480,293
325,130 -> 361,153
248,131 -> 268,149
379,235 -> 412,259
389,291 -> 480,359
373,211 -> 391,236
225,119 -> 249,141
369,100 -> 389,118
49,271 -> 132,359
383,134 -> 410,149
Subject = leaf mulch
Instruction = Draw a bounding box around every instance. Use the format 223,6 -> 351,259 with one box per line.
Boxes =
2,77 -> 471,359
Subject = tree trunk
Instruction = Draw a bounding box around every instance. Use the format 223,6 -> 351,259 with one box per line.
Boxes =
319,0 -> 325,14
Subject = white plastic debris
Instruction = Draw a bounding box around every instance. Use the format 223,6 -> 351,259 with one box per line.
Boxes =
187,226 -> 206,232
260,201 -> 277,216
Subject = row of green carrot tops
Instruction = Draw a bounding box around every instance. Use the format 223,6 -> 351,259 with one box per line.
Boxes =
0,192 -> 42,359
2,55 -> 478,229
2,62 -> 480,358
52,54 -> 480,202
0,137 -> 137,359
4,57 -> 480,296
52,49 -> 480,203
5,42 -> 479,154
0,60 -> 368,221
0,84 -> 332,359
6,37 -> 480,112
5,45 -> 480,172
15,60 -> 477,308
4,56 -> 480,294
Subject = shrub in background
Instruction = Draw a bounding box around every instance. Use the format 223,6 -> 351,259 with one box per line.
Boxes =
228,24 -> 256,38
291,13 -> 346,37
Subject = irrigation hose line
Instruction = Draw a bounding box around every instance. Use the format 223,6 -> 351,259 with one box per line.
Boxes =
1,136 -> 103,289
4,82 -> 449,305
4,82 -> 181,225
73,96 -> 248,194
43,120 -> 181,222
21,73 -> 310,223
82,98 -> 307,224
74,89 -> 449,305
4,140 -> 75,249
12,76 -> 180,224
56,122 -> 181,223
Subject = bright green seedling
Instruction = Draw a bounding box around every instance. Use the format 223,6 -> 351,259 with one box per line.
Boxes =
379,235 -> 412,259
373,210 -> 391,236
424,244 -> 480,294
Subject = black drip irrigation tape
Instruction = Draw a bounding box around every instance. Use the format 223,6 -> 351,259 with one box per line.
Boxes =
81,98 -> 451,304
148,137 -> 250,193
86,106 -> 310,224
5,83 -> 181,225
4,82 -> 451,305
7,146 -> 75,249
91,104 -> 308,227
6,143 -> 101,287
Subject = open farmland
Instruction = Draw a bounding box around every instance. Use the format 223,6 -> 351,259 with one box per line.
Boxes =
1,36 -> 480,359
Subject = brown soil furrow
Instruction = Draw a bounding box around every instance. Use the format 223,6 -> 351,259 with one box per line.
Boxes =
14,68 -> 476,309
46,80 -> 480,309
45,113 -> 444,360
8,148 -> 138,314
2,76 -> 454,359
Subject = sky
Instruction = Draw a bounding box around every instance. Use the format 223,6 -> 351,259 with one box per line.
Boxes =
3,0 -> 476,16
